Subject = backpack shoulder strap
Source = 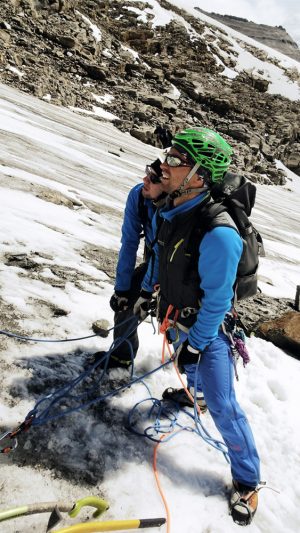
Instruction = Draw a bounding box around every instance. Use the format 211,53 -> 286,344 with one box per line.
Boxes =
199,201 -> 239,234
138,189 -> 150,236
186,201 -> 239,261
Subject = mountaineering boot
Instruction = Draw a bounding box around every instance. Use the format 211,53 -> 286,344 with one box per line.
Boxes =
162,387 -> 207,413
86,351 -> 132,370
229,480 -> 258,526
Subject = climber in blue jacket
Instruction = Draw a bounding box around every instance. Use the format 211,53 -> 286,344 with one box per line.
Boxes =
95,158 -> 165,368
134,128 -> 261,526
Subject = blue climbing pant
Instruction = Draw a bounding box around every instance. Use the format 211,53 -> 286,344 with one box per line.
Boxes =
175,330 -> 260,487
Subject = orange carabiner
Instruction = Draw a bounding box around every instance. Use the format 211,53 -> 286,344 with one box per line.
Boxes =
160,305 -> 180,363
159,305 -> 173,334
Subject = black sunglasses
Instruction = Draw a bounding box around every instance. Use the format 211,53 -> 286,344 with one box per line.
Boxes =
163,154 -> 192,168
145,165 -> 162,184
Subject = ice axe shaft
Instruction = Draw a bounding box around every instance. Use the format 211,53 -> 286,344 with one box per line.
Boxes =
54,517 -> 166,532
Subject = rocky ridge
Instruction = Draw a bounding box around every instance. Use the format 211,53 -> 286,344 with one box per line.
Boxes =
0,0 -> 299,186
196,9 -> 300,63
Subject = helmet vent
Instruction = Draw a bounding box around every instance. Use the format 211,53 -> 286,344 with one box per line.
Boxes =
172,127 -> 233,183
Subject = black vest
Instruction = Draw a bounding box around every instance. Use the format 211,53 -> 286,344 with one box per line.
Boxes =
157,199 -> 237,326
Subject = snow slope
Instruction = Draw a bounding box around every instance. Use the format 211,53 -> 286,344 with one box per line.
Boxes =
0,82 -> 300,533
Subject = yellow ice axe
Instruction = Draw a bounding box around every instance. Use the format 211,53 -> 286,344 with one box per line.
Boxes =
54,517 -> 166,532
0,496 -> 109,529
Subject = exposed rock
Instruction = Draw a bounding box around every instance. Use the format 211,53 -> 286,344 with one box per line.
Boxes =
0,296 -> 24,350
258,311 -> 300,357
92,319 -> 110,338
81,63 -> 107,81
130,126 -> 154,144
0,29 -> 11,44
52,34 -> 77,49
237,293 -> 295,337
0,0 -> 299,184
237,71 -> 270,93
140,95 -> 165,110
35,189 -> 83,209
4,253 -> 40,270
236,294 -> 300,357
227,123 -> 254,145
51,306 -> 69,317
282,143 -> 300,175
80,245 -> 118,280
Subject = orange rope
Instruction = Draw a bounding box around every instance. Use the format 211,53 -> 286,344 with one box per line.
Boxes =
152,323 -> 202,533
160,305 -> 179,363
172,361 -> 202,417
159,305 -> 174,335
153,435 -> 171,533
161,332 -> 173,364
160,320 -> 202,417
161,335 -> 166,365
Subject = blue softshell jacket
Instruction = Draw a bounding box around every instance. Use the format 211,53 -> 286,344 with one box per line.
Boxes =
142,192 -> 243,350
115,183 -> 155,292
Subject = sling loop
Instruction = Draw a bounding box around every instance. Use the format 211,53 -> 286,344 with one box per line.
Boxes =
159,305 -> 179,363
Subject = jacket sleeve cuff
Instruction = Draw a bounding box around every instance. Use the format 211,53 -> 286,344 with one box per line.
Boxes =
140,289 -> 153,299
115,289 -> 131,297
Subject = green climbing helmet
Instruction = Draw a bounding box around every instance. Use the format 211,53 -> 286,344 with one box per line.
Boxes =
172,127 -> 233,183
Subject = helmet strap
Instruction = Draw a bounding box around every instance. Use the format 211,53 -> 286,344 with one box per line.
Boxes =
180,186 -> 210,196
170,186 -> 209,199
181,162 -> 201,188
170,162 -> 207,199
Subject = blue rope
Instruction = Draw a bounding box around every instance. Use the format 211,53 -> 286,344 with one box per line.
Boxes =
128,397 -> 195,443
30,359 -> 172,426
24,316 -> 172,427
27,324 -> 137,423
0,330 -> 98,342
27,317 -> 138,424
0,315 -> 136,343
192,361 -> 229,462
3,312 -> 230,464
127,360 -> 230,462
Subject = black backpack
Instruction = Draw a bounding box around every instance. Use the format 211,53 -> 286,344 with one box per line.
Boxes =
202,172 -> 265,301
151,173 -> 264,301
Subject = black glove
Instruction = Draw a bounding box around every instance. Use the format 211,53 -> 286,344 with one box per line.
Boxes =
133,290 -> 153,320
110,291 -> 130,312
175,339 -> 202,367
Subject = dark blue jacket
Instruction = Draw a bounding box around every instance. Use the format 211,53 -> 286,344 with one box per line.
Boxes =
142,193 -> 243,350
115,184 -> 155,291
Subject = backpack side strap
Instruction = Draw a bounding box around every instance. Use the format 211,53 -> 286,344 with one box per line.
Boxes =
199,202 -> 239,235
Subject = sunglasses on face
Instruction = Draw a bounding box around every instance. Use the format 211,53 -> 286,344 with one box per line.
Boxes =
145,165 -> 162,184
163,154 -> 192,167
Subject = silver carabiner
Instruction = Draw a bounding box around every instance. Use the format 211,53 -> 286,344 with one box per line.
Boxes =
0,430 -> 18,454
